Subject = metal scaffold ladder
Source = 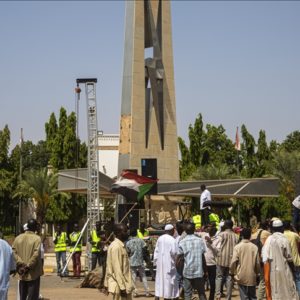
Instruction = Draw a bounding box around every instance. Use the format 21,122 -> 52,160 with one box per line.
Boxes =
76,78 -> 100,271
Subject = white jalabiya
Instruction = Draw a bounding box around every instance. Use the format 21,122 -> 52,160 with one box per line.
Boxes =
262,232 -> 299,300
153,233 -> 179,299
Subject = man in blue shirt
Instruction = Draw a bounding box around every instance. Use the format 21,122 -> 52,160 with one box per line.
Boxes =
178,223 -> 207,300
126,229 -> 150,297
0,234 -> 15,300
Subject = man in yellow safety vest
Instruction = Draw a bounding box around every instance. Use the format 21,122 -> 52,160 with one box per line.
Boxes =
193,213 -> 201,230
192,210 -> 202,230
89,221 -> 104,270
53,224 -> 69,277
137,223 -> 149,239
209,211 -> 220,229
69,223 -> 82,277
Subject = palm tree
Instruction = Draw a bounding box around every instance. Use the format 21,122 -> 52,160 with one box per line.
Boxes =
13,168 -> 64,228
271,150 -> 300,201
191,163 -> 232,180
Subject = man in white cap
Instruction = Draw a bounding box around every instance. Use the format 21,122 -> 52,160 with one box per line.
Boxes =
292,195 -> 300,227
153,224 -> 179,300
262,219 -> 298,300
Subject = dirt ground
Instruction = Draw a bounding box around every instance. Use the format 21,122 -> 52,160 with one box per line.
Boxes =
8,273 -> 241,300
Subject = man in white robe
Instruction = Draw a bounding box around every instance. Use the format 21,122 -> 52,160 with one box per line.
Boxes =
154,224 -> 179,299
262,219 -> 299,300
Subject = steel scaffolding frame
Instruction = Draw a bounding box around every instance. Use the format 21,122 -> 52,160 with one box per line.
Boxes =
76,78 -> 100,270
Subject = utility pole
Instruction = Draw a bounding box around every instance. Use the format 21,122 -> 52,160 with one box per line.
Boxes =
235,126 -> 241,176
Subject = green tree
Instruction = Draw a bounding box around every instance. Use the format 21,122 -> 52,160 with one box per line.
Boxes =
178,137 -> 195,180
13,168 -> 67,227
281,131 -> 300,152
260,195 -> 292,221
63,112 -> 77,169
11,141 -> 32,174
0,125 -> 10,169
191,163 -> 231,180
49,107 -> 67,170
79,141 -> 88,168
0,168 -> 16,230
45,112 -> 58,168
43,108 -> 88,224
241,125 -> 257,177
178,114 -> 237,180
256,130 -> 270,176
31,141 -> 50,169
269,140 -> 278,154
189,114 -> 204,166
271,150 -> 300,201
0,125 -> 17,232
201,124 -> 235,168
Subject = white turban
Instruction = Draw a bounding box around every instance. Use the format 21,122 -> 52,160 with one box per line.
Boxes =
164,224 -> 174,231
272,219 -> 283,227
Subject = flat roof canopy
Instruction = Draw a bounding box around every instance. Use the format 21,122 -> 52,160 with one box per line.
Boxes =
58,168 -> 279,199
58,168 -> 114,198
158,178 -> 279,198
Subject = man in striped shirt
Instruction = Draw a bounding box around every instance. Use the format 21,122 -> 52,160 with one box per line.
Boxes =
178,223 -> 207,300
215,220 -> 238,300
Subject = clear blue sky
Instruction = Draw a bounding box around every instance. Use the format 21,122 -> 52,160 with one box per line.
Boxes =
1,1 -> 299,149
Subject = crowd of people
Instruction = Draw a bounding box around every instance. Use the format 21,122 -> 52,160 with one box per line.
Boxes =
1,190 -> 300,300
0,219 -> 110,299
103,186 -> 300,300
104,216 -> 300,300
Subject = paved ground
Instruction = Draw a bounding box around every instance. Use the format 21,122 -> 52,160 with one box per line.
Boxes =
8,274 -> 241,300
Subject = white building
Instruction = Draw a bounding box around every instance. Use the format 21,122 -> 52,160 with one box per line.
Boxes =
97,131 -> 119,179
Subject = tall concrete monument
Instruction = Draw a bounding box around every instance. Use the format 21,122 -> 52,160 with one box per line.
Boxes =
118,0 -> 179,182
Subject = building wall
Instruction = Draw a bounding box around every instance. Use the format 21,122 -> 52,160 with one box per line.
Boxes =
98,133 -> 119,179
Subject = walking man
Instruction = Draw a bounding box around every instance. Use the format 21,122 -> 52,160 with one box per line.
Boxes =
204,226 -> 218,300
53,224 -> 69,276
105,223 -> 133,300
12,218 -> 43,300
250,221 -> 271,300
230,228 -> 260,300
178,223 -> 207,300
215,219 -> 238,300
154,224 -> 179,300
126,228 -> 150,297
69,223 -> 82,277
262,219 -> 298,300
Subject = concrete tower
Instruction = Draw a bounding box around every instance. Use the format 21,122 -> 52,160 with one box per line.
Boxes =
118,0 -> 179,182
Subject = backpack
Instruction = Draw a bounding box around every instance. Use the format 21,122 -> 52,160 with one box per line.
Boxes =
251,229 -> 263,255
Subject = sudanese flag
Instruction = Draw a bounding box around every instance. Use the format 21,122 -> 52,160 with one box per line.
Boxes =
110,170 -> 158,202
